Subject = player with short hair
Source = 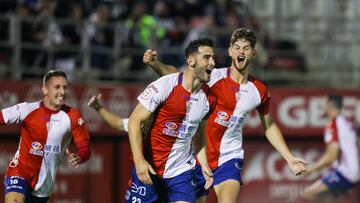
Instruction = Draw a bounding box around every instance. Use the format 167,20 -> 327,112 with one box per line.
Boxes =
302,93 -> 360,202
126,37 -> 217,203
143,28 -> 308,203
1,69 -> 91,203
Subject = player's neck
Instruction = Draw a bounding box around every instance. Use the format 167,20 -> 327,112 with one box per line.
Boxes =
43,99 -> 62,111
183,69 -> 202,93
230,66 -> 248,84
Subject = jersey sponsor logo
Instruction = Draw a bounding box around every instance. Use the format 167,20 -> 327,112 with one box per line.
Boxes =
140,88 -> 151,100
131,182 -> 146,196
165,122 -> 178,130
215,111 -> 230,126
78,117 -> 84,126
31,142 -> 43,150
217,111 -> 229,120
43,144 -> 61,157
182,95 -> 199,102
30,142 -> 44,156
148,84 -> 159,93
140,84 -> 158,100
30,143 -> 61,157
41,116 -> 50,121
163,123 -> 195,138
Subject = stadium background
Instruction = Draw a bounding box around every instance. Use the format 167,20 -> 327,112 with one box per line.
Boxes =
0,0 -> 359,202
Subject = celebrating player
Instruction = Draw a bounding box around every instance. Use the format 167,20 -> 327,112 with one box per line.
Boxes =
1,70 -> 91,203
126,37 -> 217,203
143,28 -> 307,203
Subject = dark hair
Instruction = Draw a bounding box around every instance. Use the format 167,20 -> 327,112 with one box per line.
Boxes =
230,28 -> 256,48
42,69 -> 67,85
185,37 -> 214,58
327,93 -> 343,110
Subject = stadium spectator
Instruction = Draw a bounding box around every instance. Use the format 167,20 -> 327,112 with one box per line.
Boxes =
0,69 -> 91,203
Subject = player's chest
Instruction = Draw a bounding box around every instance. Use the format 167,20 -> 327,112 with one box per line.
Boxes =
24,111 -> 70,141
161,91 -> 209,122
213,82 -> 260,113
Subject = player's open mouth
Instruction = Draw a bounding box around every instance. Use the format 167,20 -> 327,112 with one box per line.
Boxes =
238,56 -> 245,63
56,96 -> 65,102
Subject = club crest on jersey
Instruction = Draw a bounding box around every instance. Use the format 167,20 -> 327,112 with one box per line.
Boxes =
186,101 -> 192,113
235,92 -> 241,101
30,142 -> 44,156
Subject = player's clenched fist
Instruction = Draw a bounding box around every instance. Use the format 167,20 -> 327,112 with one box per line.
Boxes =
88,94 -> 103,111
143,49 -> 158,66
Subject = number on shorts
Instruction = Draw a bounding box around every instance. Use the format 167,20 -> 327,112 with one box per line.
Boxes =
10,179 -> 18,185
132,197 -> 141,203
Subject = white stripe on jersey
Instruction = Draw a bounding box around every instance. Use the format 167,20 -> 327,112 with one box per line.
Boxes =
335,116 -> 360,183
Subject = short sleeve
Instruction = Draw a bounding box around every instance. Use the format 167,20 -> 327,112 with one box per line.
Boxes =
324,119 -> 339,144
137,74 -> 178,112
122,118 -> 129,132
203,88 -> 218,120
1,102 -> 35,124
69,109 -> 90,143
256,87 -> 270,115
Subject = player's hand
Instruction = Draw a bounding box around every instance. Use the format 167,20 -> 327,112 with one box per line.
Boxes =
143,49 -> 158,67
287,157 -> 308,176
88,94 -> 103,111
302,166 -> 316,177
66,149 -> 81,169
201,164 -> 213,190
134,159 -> 156,185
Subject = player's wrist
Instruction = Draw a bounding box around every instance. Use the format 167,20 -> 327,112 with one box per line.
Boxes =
93,104 -> 103,111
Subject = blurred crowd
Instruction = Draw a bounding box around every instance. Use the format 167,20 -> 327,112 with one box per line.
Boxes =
0,0 -> 304,80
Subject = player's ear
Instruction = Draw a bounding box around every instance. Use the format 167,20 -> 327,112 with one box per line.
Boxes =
42,85 -> 48,96
187,55 -> 195,67
252,49 -> 256,56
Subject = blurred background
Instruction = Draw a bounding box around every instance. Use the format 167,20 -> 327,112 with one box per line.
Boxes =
0,0 -> 359,202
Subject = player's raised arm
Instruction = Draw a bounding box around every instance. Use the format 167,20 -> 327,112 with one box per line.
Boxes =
143,49 -> 178,76
88,94 -> 128,132
260,113 -> 308,176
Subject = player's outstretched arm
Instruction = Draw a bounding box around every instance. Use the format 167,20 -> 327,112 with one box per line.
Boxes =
88,94 -> 127,132
195,120 -> 213,189
128,103 -> 156,185
260,114 -> 308,176
143,49 -> 178,76
305,142 -> 339,176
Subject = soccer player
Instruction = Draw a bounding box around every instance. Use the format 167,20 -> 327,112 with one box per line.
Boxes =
302,93 -> 360,202
126,37 -> 217,203
143,28 -> 307,203
1,70 -> 91,203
